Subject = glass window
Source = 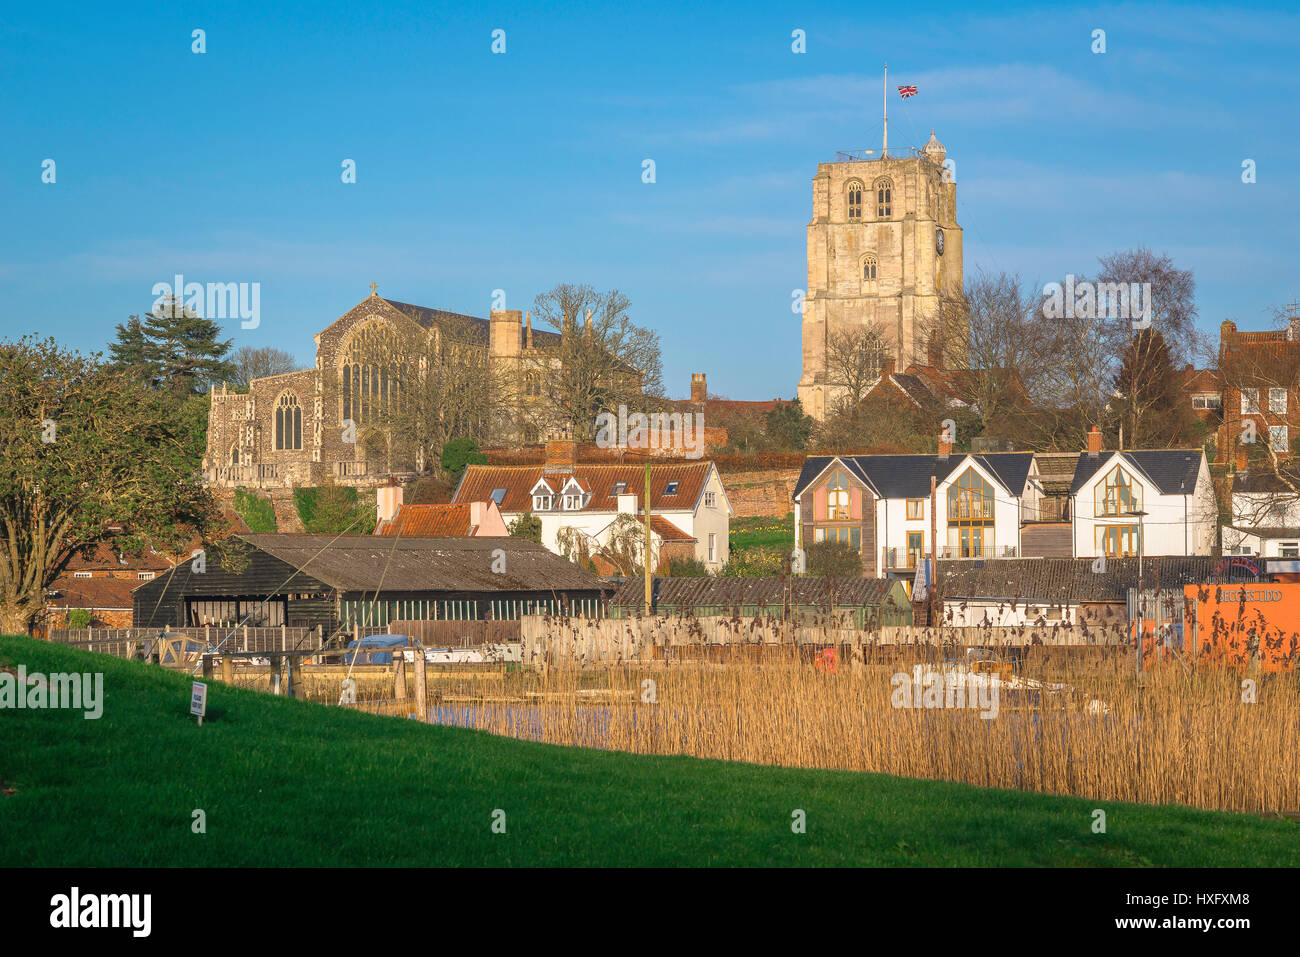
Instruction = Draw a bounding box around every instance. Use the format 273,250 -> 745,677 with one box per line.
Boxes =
1270,388 -> 1288,414
862,256 -> 877,281
826,468 -> 850,520
1096,465 -> 1142,517
847,181 -> 863,221
664,481 -> 679,495
1271,425 -> 1288,452
906,498 -> 924,520
1281,542 -> 1299,558
947,468 -> 994,524
1242,389 -> 1260,414
275,392 -> 303,451
875,178 -> 893,218
1097,525 -> 1141,557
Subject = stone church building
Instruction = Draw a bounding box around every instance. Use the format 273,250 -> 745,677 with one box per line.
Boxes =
203,288 -> 566,489
798,131 -> 969,420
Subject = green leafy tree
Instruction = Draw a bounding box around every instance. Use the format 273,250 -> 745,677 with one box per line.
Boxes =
440,438 -> 488,484
108,297 -> 236,396
296,484 -> 374,535
508,510 -> 542,543
765,398 -> 814,451
0,337 -> 215,634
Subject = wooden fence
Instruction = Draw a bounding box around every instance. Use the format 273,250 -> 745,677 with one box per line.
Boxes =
48,625 -> 321,660
519,614 -> 1132,668
388,619 -> 520,648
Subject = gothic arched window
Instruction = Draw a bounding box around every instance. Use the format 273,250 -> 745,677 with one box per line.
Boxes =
874,178 -> 893,218
340,321 -> 400,426
846,180 -> 864,221
274,392 -> 303,451
862,255 -> 878,281
230,445 -> 240,466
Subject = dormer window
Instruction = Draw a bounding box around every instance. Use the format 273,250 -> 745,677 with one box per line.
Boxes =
530,478 -> 555,511
533,494 -> 553,511
563,493 -> 584,510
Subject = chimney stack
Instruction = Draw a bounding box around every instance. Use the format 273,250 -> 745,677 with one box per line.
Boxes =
1087,426 -> 1102,458
927,336 -> 944,370
545,438 -> 578,473
881,356 -> 895,377
938,434 -> 952,460
376,476 -> 403,525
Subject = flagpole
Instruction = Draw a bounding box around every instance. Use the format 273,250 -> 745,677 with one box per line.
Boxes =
882,62 -> 888,157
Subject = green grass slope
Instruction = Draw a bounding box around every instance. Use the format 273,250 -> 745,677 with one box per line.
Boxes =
2,635 -> 1297,867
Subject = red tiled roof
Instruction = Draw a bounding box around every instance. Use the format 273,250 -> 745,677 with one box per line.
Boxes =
377,504 -> 475,537
455,462 -> 714,514
649,515 -> 695,542
45,576 -> 137,610
64,543 -> 176,572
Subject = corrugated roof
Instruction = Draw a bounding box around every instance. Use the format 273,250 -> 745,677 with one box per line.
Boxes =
610,576 -> 903,611
1070,450 -> 1203,496
238,534 -> 604,594
935,557 -> 1224,604
455,462 -> 715,514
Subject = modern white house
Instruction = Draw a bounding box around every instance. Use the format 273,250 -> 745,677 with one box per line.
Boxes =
1068,431 -> 1215,559
792,442 -> 1038,578
1221,464 -> 1300,559
453,443 -> 733,573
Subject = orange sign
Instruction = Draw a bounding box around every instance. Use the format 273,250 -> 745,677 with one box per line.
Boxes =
1184,583 -> 1300,673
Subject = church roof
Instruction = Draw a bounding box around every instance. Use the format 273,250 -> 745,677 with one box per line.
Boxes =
381,298 -> 563,347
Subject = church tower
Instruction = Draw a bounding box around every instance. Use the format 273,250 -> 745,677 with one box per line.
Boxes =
798,130 -> 967,420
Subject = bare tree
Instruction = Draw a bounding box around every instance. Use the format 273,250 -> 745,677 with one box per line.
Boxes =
526,284 -> 662,440
321,314 -> 515,475
232,346 -> 300,389
824,323 -> 891,412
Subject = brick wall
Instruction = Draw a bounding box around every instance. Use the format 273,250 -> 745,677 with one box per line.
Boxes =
721,469 -> 800,518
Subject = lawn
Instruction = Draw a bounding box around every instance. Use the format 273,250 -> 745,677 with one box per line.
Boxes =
2,635 -> 1298,867
729,513 -> 794,552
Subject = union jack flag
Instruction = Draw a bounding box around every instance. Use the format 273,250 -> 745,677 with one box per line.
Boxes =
897,85 -> 918,98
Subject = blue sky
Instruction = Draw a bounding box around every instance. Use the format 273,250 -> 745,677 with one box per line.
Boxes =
3,1 -> 1297,400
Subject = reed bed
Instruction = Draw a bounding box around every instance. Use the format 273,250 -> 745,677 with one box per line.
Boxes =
380,651 -> 1299,815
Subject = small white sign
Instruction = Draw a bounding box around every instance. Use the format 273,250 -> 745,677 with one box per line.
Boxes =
191,681 -> 207,725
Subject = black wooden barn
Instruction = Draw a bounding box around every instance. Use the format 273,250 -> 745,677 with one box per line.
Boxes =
132,534 -> 609,633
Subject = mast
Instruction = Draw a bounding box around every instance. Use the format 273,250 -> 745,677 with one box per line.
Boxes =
882,62 -> 888,157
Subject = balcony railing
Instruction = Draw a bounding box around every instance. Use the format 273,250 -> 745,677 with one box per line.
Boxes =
938,545 -> 1018,560
882,547 -> 925,571
205,464 -> 279,485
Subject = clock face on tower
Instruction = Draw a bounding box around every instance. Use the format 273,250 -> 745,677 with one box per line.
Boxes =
935,228 -> 945,256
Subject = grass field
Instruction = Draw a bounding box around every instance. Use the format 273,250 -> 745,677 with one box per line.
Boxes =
728,513 -> 794,552
3,635 -> 1299,866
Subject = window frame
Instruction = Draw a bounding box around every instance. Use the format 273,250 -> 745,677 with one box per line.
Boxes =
1270,388 -> 1289,414
1242,388 -> 1260,414
1095,465 -> 1142,518
906,498 -> 925,520
1096,524 -> 1141,557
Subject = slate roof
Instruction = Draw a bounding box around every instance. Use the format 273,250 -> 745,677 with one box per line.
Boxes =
1069,450 -> 1204,496
382,298 -> 563,347
1232,466 -> 1300,494
793,452 -> 1034,501
935,557 -> 1225,604
239,534 -> 604,594
1225,525 -> 1300,539
609,576 -> 903,612
65,544 -> 176,572
456,462 -> 717,515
